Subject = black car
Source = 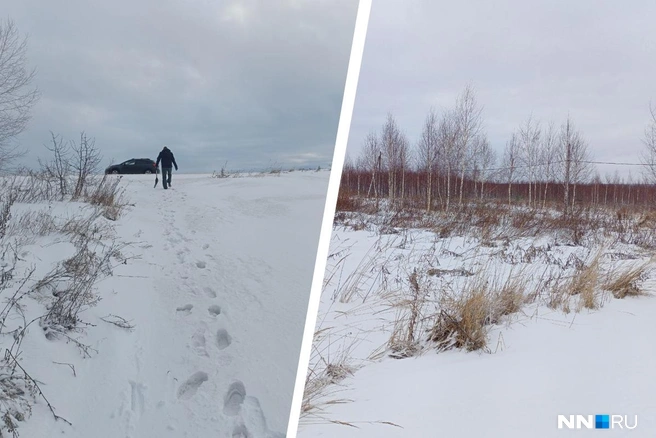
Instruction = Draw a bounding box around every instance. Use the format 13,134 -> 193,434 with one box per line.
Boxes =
105,158 -> 158,174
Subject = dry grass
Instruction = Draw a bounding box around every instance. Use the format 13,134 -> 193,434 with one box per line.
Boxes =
429,284 -> 490,352
603,261 -> 651,299
494,273 -> 530,321
387,270 -> 425,358
85,175 -> 127,221
427,268 -> 530,352
0,171 -> 130,436
568,250 -> 603,310
336,239 -> 392,304
545,277 -> 571,313
301,327 -> 359,419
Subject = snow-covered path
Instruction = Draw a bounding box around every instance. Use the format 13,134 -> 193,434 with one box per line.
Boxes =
21,172 -> 328,438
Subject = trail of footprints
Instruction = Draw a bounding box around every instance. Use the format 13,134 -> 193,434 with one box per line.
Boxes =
173,242 -> 235,395
176,371 -> 209,400
168,233 -> 271,435
171,374 -> 265,437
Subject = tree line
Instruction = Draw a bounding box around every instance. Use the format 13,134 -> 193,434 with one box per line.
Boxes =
342,84 -> 656,214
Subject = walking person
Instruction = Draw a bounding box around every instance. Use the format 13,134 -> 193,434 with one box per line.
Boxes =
156,146 -> 178,189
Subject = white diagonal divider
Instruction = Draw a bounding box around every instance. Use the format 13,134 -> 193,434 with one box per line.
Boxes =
285,0 -> 373,436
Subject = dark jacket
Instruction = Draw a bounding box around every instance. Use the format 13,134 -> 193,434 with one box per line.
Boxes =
156,147 -> 178,170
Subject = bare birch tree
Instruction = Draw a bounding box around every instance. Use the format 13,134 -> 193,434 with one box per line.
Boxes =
473,134 -> 495,200
398,130 -> 410,207
381,113 -> 407,203
503,133 -> 520,205
640,102 -> 656,184
417,108 -> 439,212
362,131 -> 381,204
381,113 -> 399,200
558,116 -> 592,215
453,84 -> 483,207
438,110 -> 458,211
539,121 -> 558,209
518,115 -> 541,207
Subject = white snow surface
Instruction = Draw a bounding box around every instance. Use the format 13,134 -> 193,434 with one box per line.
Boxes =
13,171 -> 328,438
299,221 -> 656,438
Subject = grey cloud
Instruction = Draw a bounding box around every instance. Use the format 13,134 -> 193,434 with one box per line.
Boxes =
347,0 -> 656,178
5,0 -> 357,172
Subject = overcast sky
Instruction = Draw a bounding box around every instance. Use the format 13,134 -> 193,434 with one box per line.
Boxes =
347,0 -> 656,180
4,0 -> 358,173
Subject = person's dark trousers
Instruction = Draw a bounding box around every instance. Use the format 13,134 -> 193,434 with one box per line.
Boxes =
162,167 -> 172,189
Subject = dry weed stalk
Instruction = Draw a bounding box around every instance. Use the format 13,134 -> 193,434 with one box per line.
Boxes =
387,270 -> 426,358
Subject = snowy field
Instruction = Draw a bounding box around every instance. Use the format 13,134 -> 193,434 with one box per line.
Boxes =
1,171 -> 328,438
299,208 -> 656,437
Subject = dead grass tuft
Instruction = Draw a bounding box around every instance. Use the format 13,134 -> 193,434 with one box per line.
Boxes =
603,261 -> 651,299
428,268 -> 530,352
429,285 -> 490,352
568,250 -> 603,310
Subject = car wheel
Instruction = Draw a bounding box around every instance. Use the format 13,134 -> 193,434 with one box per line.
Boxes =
144,170 -> 153,174
111,169 -> 120,174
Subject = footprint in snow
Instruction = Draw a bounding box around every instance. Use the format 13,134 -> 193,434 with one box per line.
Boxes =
176,304 -> 193,314
191,329 -> 209,357
129,380 -> 146,416
216,329 -> 232,350
232,424 -> 250,438
202,243 -> 210,250
196,261 -> 207,269
177,371 -> 208,400
240,396 -> 270,437
203,286 -> 217,298
208,305 -> 221,316
223,381 -> 246,416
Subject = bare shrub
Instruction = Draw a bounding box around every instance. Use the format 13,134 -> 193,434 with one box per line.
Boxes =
0,193 -> 16,240
71,132 -> 102,199
0,369 -> 37,437
33,231 -> 124,342
211,161 -> 230,178
8,211 -> 56,239
0,160 -> 127,436
39,133 -> 71,199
